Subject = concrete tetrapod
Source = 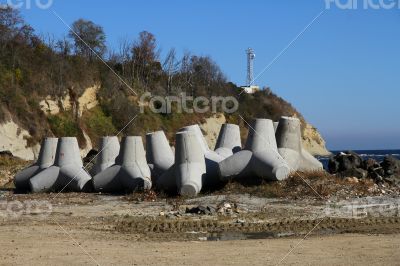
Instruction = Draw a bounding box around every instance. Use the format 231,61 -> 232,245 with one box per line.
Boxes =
178,124 -> 224,187
175,131 -> 206,196
251,150 -> 290,181
91,136 -> 120,176
146,131 -> 174,179
14,137 -> 58,191
300,148 -> 324,170
275,116 -> 323,171
273,122 -> 279,132
218,149 -> 290,182
93,136 -> 152,192
178,125 -> 210,153
215,123 -> 242,158
218,118 -> 290,182
218,150 -> 253,181
245,118 -> 278,152
275,116 -> 301,170
29,137 -> 92,193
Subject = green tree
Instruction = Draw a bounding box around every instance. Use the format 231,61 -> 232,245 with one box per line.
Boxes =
68,19 -> 106,60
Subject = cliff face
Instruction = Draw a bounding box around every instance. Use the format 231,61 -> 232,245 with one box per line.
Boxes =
199,114 -> 227,149
0,118 -> 93,160
0,120 -> 40,160
302,123 -> 331,156
0,86 -> 330,160
0,86 -> 99,160
39,85 -> 100,117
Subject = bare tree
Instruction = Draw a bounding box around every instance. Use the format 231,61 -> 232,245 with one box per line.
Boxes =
119,37 -> 132,82
131,31 -> 159,86
55,36 -> 72,57
179,51 -> 193,94
163,48 -> 180,94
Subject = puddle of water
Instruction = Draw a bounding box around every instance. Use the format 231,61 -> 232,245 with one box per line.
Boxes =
206,231 -> 279,241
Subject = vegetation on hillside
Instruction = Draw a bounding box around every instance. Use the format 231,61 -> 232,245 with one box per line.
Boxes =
0,6 -> 303,149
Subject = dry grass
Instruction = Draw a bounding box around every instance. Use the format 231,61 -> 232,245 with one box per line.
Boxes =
124,190 -> 158,202
121,170 -> 395,201
210,170 -> 385,200
215,180 -> 285,198
0,155 -> 29,188
0,155 -> 27,167
2,155 -> 395,201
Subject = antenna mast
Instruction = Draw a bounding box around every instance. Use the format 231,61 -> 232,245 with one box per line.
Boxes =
246,48 -> 255,86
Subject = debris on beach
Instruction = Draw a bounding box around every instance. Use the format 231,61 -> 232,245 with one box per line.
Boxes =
185,205 -> 216,215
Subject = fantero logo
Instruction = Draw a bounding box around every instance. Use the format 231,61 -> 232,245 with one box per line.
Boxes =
6,0 -> 53,10
0,200 -> 52,219
139,92 -> 239,114
324,197 -> 400,218
325,0 -> 400,10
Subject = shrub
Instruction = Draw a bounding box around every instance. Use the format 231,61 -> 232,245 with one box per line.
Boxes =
82,106 -> 117,143
47,112 -> 80,137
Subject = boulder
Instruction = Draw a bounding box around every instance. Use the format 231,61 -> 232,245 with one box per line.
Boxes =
362,158 -> 380,172
328,152 -> 400,185
381,156 -> 400,185
381,156 -> 400,176
328,151 -> 362,174
340,168 -> 368,179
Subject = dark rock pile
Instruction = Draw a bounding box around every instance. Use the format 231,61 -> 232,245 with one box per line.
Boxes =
328,151 -> 400,185
0,150 -> 14,158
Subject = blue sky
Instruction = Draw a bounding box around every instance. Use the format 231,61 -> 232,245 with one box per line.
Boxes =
5,0 -> 400,150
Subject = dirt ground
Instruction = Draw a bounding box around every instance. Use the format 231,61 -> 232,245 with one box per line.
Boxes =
0,226 -> 399,266
0,192 -> 399,265
1,158 -> 400,265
